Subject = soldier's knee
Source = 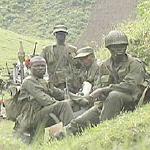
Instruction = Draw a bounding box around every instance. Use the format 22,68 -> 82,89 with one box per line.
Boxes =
107,91 -> 123,102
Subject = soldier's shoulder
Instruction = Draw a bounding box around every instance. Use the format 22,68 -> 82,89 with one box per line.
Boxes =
23,75 -> 35,84
127,54 -> 142,64
97,58 -> 110,70
67,44 -> 77,51
42,44 -> 54,51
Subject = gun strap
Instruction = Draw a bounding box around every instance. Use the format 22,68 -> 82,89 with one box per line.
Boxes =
138,86 -> 149,106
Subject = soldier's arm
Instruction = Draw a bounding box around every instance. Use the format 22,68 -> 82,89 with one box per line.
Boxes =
23,78 -> 56,106
48,83 -> 65,100
109,60 -> 145,94
92,63 -> 104,90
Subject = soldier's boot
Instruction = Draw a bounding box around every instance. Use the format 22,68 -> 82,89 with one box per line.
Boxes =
48,122 -> 63,138
54,105 -> 101,140
53,127 -> 69,140
13,130 -> 32,144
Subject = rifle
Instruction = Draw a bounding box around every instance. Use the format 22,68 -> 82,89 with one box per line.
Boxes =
64,77 -> 70,99
18,41 -> 25,83
32,42 -> 38,57
6,62 -> 11,79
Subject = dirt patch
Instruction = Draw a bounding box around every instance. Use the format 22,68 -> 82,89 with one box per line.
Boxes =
76,0 -> 138,48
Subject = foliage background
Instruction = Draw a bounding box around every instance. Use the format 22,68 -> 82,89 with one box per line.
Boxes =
0,0 -> 97,43
119,0 -> 150,66
97,0 -> 150,69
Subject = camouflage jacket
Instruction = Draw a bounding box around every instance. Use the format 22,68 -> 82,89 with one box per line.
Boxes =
16,74 -> 64,130
80,59 -> 101,91
96,54 -> 146,101
41,44 -> 80,92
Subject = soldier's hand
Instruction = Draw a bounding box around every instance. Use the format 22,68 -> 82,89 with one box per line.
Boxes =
79,98 -> 89,106
90,86 -> 111,99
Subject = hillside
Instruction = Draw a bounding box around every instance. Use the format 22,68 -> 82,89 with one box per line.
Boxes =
0,28 -> 50,68
1,0 -> 150,149
77,0 -> 138,47
0,0 -> 97,43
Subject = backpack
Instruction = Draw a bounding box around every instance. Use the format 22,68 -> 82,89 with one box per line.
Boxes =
4,87 -> 24,121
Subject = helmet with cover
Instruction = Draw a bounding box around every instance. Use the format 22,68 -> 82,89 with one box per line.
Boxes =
105,30 -> 128,48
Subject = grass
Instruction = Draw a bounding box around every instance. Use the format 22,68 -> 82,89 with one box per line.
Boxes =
1,104 -> 150,150
1,0 -> 150,149
0,28 -> 50,69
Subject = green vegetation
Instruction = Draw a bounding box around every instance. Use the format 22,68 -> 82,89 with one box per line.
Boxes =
0,0 -> 97,43
1,104 -> 150,150
97,0 -> 150,68
118,0 -> 150,66
1,0 -> 150,149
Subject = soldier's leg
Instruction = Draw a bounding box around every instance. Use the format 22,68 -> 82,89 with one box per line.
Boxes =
31,101 -> 73,142
100,91 -> 133,121
64,99 -> 89,118
36,101 -> 74,127
51,101 -> 74,126
65,105 -> 101,135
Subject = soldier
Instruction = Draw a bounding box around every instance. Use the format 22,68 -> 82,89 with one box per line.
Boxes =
41,25 -> 80,94
68,46 -> 101,117
54,30 -> 147,139
74,46 -> 101,95
14,56 -> 74,143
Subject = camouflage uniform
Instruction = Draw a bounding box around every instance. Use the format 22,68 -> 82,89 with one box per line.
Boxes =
74,46 -> 101,93
69,46 -> 101,117
41,25 -> 80,93
15,74 -> 74,139
55,31 -> 147,137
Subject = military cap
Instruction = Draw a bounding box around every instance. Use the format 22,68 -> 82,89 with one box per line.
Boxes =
53,25 -> 68,35
74,46 -> 94,58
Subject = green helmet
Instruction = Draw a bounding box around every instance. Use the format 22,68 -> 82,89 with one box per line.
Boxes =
53,25 -> 68,35
105,30 -> 128,48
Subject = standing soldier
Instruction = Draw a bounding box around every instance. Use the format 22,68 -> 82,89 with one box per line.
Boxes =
41,25 -> 80,95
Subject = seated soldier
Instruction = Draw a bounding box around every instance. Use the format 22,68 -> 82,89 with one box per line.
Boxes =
74,46 -> 101,96
54,30 -> 148,139
68,46 -> 101,117
14,56 -> 74,143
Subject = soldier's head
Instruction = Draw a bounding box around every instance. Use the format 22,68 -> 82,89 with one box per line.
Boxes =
105,30 -> 128,58
74,46 -> 95,68
53,25 -> 68,45
29,56 -> 46,78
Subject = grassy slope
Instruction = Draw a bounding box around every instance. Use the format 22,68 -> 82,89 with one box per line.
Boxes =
1,0 -> 150,149
1,104 -> 150,150
0,28 -> 50,68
